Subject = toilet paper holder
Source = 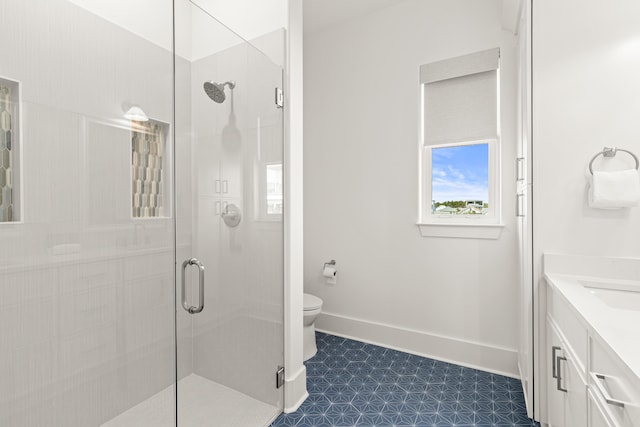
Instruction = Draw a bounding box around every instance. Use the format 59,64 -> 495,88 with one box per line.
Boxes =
322,260 -> 337,285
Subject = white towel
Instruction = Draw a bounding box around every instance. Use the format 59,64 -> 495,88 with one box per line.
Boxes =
589,169 -> 640,209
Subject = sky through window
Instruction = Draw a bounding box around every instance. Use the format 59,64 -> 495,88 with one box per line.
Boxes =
431,143 -> 489,203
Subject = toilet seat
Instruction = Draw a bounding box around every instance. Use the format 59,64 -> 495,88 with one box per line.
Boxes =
304,293 -> 322,311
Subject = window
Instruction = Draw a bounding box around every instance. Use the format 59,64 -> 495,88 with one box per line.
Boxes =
419,48 -> 502,238
266,163 -> 283,215
425,140 -> 498,221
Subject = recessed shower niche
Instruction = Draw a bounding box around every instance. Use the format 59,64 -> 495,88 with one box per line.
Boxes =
131,118 -> 170,218
0,76 -> 21,223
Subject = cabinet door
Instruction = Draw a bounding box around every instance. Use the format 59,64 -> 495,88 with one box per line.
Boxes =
562,353 -> 587,427
547,319 -> 566,426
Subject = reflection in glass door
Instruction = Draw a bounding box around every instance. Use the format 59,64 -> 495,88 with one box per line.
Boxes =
174,3 -> 285,426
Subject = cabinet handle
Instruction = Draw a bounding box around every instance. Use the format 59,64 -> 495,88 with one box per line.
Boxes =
215,180 -> 221,193
591,372 -> 626,408
551,346 -> 561,378
556,355 -> 568,392
516,157 -> 525,181
516,194 -> 525,217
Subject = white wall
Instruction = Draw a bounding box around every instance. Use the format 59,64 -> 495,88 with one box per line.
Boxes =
533,0 -> 640,259
190,0 -> 287,66
192,0 -> 287,43
283,0 -> 307,413
304,0 -> 521,376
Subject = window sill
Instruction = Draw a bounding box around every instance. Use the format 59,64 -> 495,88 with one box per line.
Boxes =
416,223 -> 504,239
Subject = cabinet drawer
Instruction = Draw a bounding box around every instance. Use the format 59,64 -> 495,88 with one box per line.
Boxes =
548,284 -> 588,372
589,389 -> 614,427
590,335 -> 640,427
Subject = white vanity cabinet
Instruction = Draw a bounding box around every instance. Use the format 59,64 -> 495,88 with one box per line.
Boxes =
545,271 -> 640,427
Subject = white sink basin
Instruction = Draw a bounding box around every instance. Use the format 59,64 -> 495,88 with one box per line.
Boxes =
580,280 -> 640,312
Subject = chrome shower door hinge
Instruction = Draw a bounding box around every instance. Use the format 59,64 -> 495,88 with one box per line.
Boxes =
275,87 -> 284,108
276,366 -> 285,388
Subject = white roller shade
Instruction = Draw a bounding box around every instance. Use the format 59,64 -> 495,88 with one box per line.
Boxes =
421,48 -> 499,146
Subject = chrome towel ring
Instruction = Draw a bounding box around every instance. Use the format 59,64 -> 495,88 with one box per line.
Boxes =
588,147 -> 639,175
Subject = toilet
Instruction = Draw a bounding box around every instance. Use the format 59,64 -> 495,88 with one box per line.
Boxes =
303,293 -> 323,361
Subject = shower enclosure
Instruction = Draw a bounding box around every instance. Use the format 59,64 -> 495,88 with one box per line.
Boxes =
0,1 -> 284,426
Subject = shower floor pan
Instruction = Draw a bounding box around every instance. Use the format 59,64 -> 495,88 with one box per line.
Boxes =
101,374 -> 279,427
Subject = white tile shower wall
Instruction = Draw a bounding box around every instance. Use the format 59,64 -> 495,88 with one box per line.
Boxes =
303,0 -> 521,376
0,0 -> 192,425
0,254 -> 178,426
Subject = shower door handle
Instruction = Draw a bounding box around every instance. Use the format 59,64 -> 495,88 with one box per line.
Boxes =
181,258 -> 205,314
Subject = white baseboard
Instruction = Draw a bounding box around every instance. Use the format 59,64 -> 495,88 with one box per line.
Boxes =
316,311 -> 519,378
284,365 -> 308,413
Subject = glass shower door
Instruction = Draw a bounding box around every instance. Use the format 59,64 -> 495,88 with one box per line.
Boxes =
174,3 -> 284,426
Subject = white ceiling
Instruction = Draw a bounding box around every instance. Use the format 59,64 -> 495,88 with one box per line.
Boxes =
303,0 -> 523,36
303,0 -> 408,35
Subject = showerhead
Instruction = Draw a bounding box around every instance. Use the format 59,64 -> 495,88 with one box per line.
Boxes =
203,80 -> 236,103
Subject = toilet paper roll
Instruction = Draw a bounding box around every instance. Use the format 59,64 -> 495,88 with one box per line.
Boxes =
322,266 -> 337,278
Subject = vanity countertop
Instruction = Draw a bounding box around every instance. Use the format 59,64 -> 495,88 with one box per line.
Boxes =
544,253 -> 640,383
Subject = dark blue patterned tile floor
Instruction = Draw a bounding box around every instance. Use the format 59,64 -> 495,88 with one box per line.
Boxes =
271,332 -> 539,427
